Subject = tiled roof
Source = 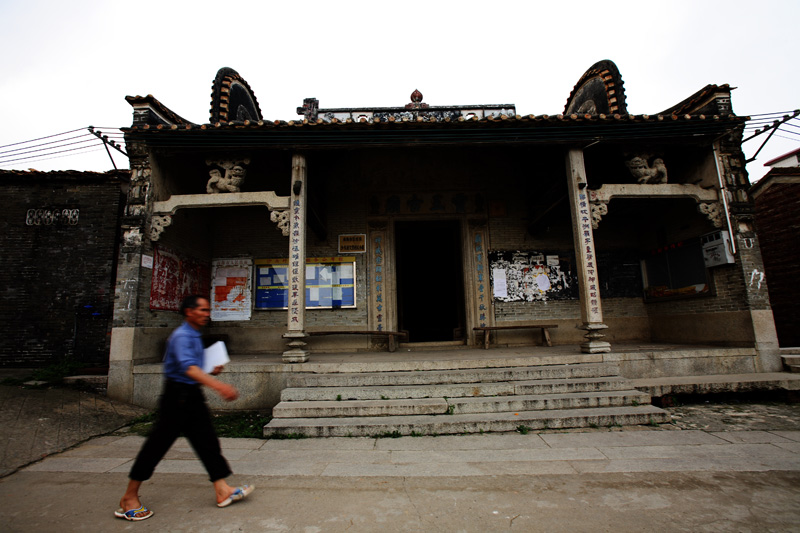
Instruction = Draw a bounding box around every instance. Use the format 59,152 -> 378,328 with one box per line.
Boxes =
209,67 -> 262,124
749,166 -> 800,199
125,95 -> 195,126
659,84 -> 733,116
125,111 -> 745,131
564,59 -> 627,116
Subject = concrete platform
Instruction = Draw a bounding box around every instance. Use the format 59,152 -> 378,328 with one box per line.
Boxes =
124,342 -> 764,411
632,372 -> 800,397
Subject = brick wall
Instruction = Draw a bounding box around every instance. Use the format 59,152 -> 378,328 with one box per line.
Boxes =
0,171 -> 125,367
754,181 -> 800,346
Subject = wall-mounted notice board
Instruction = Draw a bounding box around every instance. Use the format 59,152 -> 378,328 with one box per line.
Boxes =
489,250 -> 577,302
254,257 -> 356,310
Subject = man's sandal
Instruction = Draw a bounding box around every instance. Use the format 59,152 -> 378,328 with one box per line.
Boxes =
217,485 -> 254,508
114,505 -> 154,521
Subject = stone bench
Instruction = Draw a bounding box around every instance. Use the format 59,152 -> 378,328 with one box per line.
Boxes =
308,330 -> 408,352
473,324 -> 558,349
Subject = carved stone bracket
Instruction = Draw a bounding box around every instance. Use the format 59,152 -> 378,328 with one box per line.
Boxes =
588,183 -> 720,229
149,191 -> 290,241
698,202 -> 724,228
270,209 -> 290,236
150,215 -> 172,241
590,202 -> 608,229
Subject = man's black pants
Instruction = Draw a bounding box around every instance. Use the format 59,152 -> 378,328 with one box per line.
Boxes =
129,380 -> 231,482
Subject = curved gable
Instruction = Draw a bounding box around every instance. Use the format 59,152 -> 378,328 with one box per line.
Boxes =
564,60 -> 627,116
209,67 -> 263,124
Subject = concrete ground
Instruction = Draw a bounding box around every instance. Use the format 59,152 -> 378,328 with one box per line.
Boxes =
1,381 -> 800,532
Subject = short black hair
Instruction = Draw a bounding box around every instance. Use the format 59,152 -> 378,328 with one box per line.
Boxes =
179,295 -> 208,316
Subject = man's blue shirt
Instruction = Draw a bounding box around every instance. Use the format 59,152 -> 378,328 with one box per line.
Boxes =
163,322 -> 204,384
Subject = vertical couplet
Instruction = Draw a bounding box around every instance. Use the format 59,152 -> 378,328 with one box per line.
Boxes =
282,154 -> 309,362
565,148 -> 611,353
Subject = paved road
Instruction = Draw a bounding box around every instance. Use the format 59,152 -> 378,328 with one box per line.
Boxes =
2,428 -> 800,531
1,382 -> 799,532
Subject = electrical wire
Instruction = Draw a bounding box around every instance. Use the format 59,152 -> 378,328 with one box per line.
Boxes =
0,136 -> 98,160
0,127 -> 126,167
0,133 -> 93,155
0,127 -> 88,149
3,147 -> 107,166
0,143 -> 109,165
772,133 -> 800,142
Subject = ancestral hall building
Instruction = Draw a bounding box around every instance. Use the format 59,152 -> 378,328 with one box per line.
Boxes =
108,60 -> 781,404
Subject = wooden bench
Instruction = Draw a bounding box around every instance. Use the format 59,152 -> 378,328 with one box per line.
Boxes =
473,324 -> 558,349
308,330 -> 408,352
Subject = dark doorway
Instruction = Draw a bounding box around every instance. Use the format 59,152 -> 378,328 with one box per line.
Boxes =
395,220 -> 465,342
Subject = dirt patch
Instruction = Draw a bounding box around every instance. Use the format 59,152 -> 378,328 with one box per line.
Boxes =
663,393 -> 800,432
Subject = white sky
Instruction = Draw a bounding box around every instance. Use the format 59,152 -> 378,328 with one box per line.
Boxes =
0,0 -> 797,182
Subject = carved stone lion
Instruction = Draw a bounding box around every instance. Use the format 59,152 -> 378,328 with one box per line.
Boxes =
625,156 -> 668,184
206,159 -> 250,193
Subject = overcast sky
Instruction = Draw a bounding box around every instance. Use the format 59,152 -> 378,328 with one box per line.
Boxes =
0,0 -> 797,182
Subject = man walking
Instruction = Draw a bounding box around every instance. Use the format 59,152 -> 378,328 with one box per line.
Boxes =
115,295 -> 253,521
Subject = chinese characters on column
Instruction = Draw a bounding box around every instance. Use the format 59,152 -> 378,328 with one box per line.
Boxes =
474,232 -> 487,327
288,198 -> 302,328
578,192 -> 602,322
371,232 -> 385,331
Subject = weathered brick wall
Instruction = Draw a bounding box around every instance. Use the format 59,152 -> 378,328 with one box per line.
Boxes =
0,171 -> 124,367
753,181 -> 800,346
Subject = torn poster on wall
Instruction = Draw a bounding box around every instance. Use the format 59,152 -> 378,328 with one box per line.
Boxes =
150,246 -> 211,311
211,258 -> 252,321
489,250 -> 577,302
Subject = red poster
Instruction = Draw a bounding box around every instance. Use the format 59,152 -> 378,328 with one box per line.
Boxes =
150,246 -> 211,311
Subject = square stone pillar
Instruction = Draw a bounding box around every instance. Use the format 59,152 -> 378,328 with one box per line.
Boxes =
282,154 -> 309,362
565,148 -> 611,353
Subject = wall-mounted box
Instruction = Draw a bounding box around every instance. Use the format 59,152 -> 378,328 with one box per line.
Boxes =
701,230 -> 735,267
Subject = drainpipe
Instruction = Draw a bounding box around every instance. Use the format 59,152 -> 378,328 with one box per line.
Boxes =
712,142 -> 737,255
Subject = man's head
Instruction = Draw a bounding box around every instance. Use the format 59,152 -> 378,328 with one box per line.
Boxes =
180,295 -> 211,329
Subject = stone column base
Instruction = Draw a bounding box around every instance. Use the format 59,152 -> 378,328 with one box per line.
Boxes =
283,332 -> 309,363
580,323 -> 611,354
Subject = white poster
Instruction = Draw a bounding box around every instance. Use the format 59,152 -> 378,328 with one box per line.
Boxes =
210,258 -> 252,321
492,268 -> 508,298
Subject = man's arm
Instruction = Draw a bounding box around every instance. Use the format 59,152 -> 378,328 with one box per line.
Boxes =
185,365 -> 238,401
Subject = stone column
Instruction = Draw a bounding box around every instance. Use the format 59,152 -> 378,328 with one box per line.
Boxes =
565,148 -> 611,353
282,154 -> 309,362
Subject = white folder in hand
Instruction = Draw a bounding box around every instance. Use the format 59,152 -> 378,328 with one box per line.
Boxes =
203,341 -> 230,373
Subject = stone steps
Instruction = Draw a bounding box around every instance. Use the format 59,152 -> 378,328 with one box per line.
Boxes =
782,355 -> 800,373
286,362 -> 620,388
280,376 -> 632,402
264,362 -> 669,437
265,405 -> 670,438
272,390 -> 653,419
